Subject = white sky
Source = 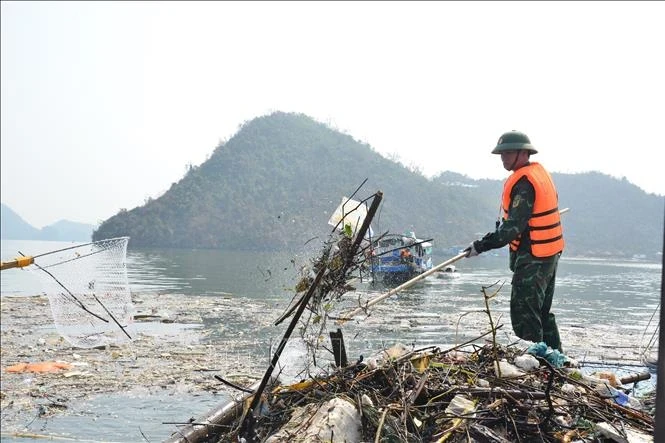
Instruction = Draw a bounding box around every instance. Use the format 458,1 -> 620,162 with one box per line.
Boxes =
2,1 -> 664,228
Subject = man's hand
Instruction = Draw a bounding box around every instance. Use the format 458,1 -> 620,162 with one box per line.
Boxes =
464,241 -> 480,258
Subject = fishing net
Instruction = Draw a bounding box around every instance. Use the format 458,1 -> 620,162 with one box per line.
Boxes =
30,237 -> 134,348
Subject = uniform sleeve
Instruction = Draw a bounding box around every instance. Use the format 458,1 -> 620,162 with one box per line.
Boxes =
474,176 -> 535,253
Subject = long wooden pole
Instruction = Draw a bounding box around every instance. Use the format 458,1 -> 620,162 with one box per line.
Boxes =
339,207 -> 571,323
1,237 -> 131,272
654,219 -> 665,442
239,191 -> 383,441
337,251 -> 467,323
163,378 -> 274,443
0,256 -> 34,271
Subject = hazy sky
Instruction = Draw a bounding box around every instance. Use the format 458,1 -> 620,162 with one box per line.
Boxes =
2,1 -> 664,228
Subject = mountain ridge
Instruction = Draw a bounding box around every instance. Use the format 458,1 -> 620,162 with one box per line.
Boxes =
1,203 -> 95,242
89,112 -> 663,259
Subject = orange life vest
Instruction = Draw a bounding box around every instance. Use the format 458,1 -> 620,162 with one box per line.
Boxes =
501,162 -> 564,257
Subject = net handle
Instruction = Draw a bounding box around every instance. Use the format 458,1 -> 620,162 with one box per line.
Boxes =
0,237 -> 129,272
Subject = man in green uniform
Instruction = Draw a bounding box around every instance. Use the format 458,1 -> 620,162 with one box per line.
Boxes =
464,131 -> 564,352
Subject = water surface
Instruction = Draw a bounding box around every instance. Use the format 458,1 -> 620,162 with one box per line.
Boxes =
1,239 -> 661,442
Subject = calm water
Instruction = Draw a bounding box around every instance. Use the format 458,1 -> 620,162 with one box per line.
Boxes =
1,239 -> 662,442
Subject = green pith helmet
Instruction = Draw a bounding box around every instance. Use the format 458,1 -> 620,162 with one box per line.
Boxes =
492,131 -> 538,154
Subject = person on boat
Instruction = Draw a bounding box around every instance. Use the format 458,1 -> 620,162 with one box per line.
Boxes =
400,248 -> 412,262
463,131 -> 565,352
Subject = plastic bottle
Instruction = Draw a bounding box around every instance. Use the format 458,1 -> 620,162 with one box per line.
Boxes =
594,383 -> 642,409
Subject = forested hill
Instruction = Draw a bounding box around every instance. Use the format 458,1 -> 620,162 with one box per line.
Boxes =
93,112 -> 664,259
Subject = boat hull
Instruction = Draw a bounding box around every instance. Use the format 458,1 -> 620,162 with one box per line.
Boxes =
369,233 -> 433,287
372,268 -> 426,286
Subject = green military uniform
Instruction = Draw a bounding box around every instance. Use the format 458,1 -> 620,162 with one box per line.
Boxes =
473,174 -> 562,351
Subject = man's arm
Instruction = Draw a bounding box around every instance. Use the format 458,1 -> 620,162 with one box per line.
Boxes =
473,176 -> 535,253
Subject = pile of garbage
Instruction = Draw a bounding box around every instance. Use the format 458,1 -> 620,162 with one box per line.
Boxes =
220,340 -> 654,443
165,192 -> 655,443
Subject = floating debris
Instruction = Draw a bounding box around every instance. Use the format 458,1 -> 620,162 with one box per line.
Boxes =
164,190 -> 656,443
5,361 -> 73,373
165,339 -> 655,442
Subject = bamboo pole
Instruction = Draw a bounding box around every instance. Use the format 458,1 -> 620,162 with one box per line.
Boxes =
1,255 -> 34,271
338,251 -> 468,323
338,207 -> 570,323
238,191 -> 384,441
163,378 -> 275,443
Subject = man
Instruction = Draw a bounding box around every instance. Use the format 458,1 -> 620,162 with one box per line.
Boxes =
464,131 -> 565,351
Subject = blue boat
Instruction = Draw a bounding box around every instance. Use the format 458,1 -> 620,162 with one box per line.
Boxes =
369,232 -> 433,285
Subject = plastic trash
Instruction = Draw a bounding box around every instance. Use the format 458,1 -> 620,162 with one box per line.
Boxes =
525,341 -> 571,368
265,396 -> 362,443
595,371 -> 621,388
526,342 -> 548,357
476,378 -> 490,388
514,354 -> 540,371
494,359 -> 525,378
594,383 -> 642,409
545,349 -> 567,368
560,383 -> 578,394
445,394 -> 476,416
438,395 -> 478,442
5,361 -> 73,373
596,422 -> 654,443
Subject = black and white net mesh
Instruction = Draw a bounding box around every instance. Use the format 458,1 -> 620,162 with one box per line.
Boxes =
32,237 -> 134,348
